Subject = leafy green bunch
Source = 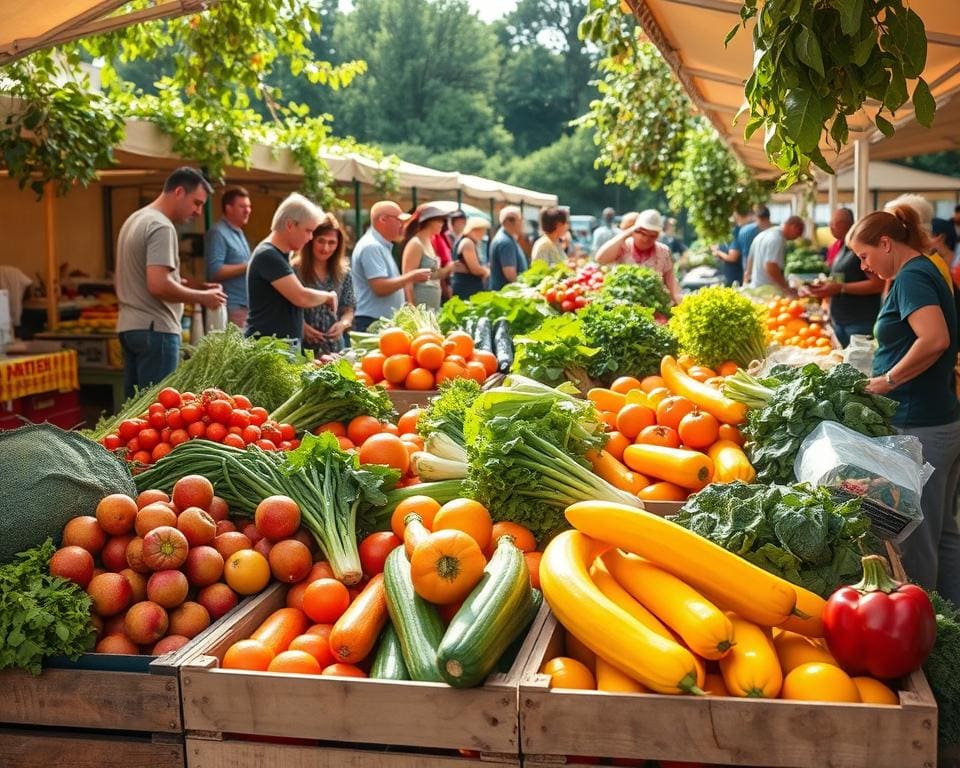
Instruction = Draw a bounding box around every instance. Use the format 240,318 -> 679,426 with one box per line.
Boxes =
418,378 -> 483,451
925,593 -> 960,747
668,286 -> 767,369
511,314 -> 600,389
579,302 -> 678,385
516,260 -> 574,288
0,540 -> 95,674
671,481 -> 877,597
438,289 -> 555,335
729,0 -> 935,188
596,265 -> 673,319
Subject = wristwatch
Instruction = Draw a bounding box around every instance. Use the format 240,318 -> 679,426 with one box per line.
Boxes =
885,371 -> 895,386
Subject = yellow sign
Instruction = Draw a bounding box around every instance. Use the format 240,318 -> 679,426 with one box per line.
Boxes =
0,350 -> 79,401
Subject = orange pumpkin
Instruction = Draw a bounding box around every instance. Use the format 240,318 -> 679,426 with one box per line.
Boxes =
409,529 -> 485,605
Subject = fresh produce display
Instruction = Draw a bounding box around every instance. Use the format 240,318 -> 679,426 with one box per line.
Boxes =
91,327 -> 305,440
596,264 -> 672,320
579,302 -> 678,385
439,286 -> 555,337
98,386 -> 300,465
785,243 -> 828,276
724,363 -> 898,484
539,262 -> 605,313
764,296 -> 833,349
669,285 -> 767,369
670,481 -> 878,597
511,314 -> 599,388
0,424 -> 137,563
133,434 -> 398,585
823,555 -> 936,679
0,540 -> 95,673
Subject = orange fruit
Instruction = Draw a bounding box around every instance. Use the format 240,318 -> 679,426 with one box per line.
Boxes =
400,433 -> 424,451
433,498 -> 493,552
382,354 -> 416,385
414,343 -> 446,371
465,361 -> 488,384
540,656 -> 595,690
95,494 -> 138,536
361,352 -> 386,382
397,407 -> 423,435
322,663 -> 367,678
347,414 -> 383,446
718,424 -> 744,445
358,433 -> 411,474
315,421 -> 346,437
716,361 -> 739,377
524,551 -> 542,589
379,328 -> 412,356
288,633 -> 335,668
336,435 -> 356,450
656,395 -> 696,430
223,549 -> 271,595
615,404 -> 657,439
487,521 -> 536,555
302,578 -> 351,623
356,371 -> 374,386
223,639 -> 274,670
677,410 -> 719,449
599,410 -> 618,430
405,367 -> 436,391
381,421 -> 400,436
268,649 -> 322,675
610,376 -> 643,394
471,350 -> 498,376
409,332 -> 444,358
390,495 -> 441,539
640,375 -> 666,393
604,431 -> 630,461
435,360 -> 467,385
445,331 -> 475,359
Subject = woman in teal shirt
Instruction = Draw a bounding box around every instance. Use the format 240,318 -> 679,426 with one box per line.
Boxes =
848,205 -> 960,603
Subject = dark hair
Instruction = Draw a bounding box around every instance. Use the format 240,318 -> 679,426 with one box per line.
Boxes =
221,187 -> 250,212
932,218 -> 958,253
163,167 -> 213,195
295,213 -> 347,286
835,207 -> 854,224
400,204 -> 444,254
755,204 -> 771,220
955,204 -> 960,215
539,206 -> 569,235
847,205 -> 929,254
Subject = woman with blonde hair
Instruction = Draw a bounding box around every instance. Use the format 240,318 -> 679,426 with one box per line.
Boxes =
849,204 -> 960,603
451,217 -> 491,300
293,213 -> 356,355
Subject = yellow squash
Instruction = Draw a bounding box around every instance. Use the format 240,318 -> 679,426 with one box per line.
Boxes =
718,613 -> 783,698
539,530 -> 702,695
565,501 -> 798,627
777,585 -> 826,638
564,630 -> 597,675
781,662 -> 860,703
595,656 -> 647,693
601,550 -> 735,661
705,439 -> 756,483
773,630 -> 836,675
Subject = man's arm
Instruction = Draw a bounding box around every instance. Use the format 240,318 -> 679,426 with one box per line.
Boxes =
270,274 -> 337,311
764,261 -> 794,296
146,266 -> 226,309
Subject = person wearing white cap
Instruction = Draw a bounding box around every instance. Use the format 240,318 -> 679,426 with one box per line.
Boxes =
451,217 -> 491,300
595,208 -> 682,304
401,203 -> 453,310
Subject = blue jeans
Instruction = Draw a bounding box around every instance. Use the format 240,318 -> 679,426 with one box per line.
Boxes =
832,320 -> 874,348
353,315 -> 377,333
119,328 -> 181,399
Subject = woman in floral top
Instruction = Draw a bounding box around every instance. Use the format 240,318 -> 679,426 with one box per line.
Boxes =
595,208 -> 683,304
293,213 -> 356,355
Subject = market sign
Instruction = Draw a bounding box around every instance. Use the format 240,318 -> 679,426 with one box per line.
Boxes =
0,350 -> 78,401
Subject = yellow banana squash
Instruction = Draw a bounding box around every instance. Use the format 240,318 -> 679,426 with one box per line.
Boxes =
590,557 -> 706,688
777,585 -> 826,638
705,439 -> 756,483
601,549 -> 735,661
565,501 -> 798,627
539,530 -> 702,695
718,613 -> 783,698
595,655 -> 647,693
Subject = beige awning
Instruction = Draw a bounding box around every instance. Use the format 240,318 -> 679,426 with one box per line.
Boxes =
815,161 -> 960,194
0,1 -> 217,66
629,0 -> 960,176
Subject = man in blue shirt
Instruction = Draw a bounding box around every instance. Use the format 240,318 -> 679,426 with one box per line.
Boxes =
489,206 -> 528,291
351,200 -> 432,333
730,204 -> 773,279
205,187 -> 252,328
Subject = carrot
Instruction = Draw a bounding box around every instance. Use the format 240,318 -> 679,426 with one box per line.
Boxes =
586,449 -> 649,495
251,607 -> 310,656
622,444 -> 714,491
587,388 -> 626,414
660,356 -> 747,425
329,573 -> 389,664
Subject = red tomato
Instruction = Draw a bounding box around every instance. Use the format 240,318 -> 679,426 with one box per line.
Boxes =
230,409 -> 252,430
545,288 -> 557,303
126,437 -> 141,453
118,420 -> 140,442
207,399 -> 234,424
102,434 -> 122,451
180,403 -> 202,423
223,433 -> 246,449
187,421 -> 207,439
157,387 -> 182,409
358,532 -> 402,577
148,410 -> 167,430
131,450 -> 152,465
279,423 -> 296,442
574,295 -> 587,308
206,422 -> 228,443
249,407 -> 269,426
242,425 -> 262,444
165,408 -> 184,430
233,394 -> 252,410
256,439 -> 278,451
169,429 -> 190,446
160,427 -> 172,444
261,422 -> 283,444
561,300 -> 574,312
151,442 -> 173,462
138,428 -> 161,452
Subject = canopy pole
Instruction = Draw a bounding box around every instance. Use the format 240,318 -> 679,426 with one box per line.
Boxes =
854,139 -> 870,220
43,183 -> 59,331
457,189 -> 463,207
411,187 -> 418,209
489,198 -> 495,234
827,173 -> 838,214
354,180 -> 361,237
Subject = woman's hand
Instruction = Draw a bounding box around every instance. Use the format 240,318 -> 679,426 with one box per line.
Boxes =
326,319 -> 349,341
807,281 -> 842,298
865,375 -> 895,395
303,323 -> 325,346
320,290 -> 338,315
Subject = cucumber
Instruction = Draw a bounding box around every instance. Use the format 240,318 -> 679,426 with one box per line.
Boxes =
461,317 -> 477,338
370,622 -> 409,680
436,536 -> 540,688
383,546 -> 445,682
493,318 -> 514,372
473,317 -> 493,353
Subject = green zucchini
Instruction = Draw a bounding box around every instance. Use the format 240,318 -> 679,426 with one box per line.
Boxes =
383,546 -> 445,682
436,536 -> 540,688
369,622 -> 409,680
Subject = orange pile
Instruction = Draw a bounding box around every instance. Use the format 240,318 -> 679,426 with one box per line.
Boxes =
765,298 -> 833,350
356,329 -> 497,390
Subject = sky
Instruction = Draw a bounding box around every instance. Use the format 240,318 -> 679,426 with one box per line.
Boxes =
337,1 -> 518,22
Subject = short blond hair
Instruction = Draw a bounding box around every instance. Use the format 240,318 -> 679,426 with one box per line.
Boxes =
499,205 -> 522,226
885,194 -> 933,234
272,193 -> 323,233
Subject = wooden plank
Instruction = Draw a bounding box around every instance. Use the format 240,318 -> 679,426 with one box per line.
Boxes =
1,667 -> 181,732
519,613 -> 938,767
186,737 -> 519,768
0,727 -> 184,768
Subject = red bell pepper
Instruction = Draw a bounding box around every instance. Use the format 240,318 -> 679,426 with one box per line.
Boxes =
823,554 -> 936,679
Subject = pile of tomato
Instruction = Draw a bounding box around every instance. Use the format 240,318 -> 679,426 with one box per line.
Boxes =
542,263 -> 605,312
100,387 -> 299,465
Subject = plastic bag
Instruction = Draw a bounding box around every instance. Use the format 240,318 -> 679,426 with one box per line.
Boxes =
842,334 -> 875,375
794,421 -> 933,542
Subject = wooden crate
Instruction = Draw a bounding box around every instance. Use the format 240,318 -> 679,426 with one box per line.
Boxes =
0,593 -> 254,768
519,544 -> 938,768
178,583 -> 526,766
386,373 -> 506,414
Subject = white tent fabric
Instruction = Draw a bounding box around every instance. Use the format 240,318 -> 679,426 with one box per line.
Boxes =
815,162 -> 960,194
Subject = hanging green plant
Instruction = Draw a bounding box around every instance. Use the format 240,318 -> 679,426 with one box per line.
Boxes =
729,0 -> 935,189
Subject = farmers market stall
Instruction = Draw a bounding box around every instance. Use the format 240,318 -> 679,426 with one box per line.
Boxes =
0,347 -> 80,430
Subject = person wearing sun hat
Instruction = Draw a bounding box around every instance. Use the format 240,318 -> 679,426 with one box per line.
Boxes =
451,217 -> 491,300
400,202 -> 454,310
594,208 -> 683,304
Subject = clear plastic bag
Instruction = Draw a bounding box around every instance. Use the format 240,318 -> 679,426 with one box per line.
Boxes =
842,334 -> 875,375
794,421 -> 933,542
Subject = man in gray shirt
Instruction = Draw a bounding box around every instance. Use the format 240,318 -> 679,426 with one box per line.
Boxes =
745,215 -> 805,296
116,167 -> 227,398
205,186 -> 252,328
591,207 -> 617,255
351,200 -> 431,333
